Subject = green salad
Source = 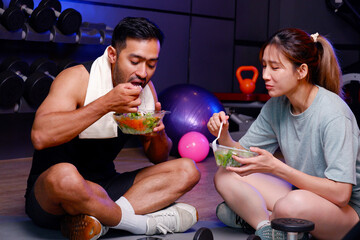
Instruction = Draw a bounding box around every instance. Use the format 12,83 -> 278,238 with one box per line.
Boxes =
214,147 -> 257,167
113,111 -> 165,135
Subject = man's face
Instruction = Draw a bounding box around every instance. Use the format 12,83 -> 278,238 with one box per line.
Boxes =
112,38 -> 160,88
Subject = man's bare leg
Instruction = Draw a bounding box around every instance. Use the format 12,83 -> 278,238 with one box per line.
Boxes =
33,158 -> 200,236
34,163 -> 123,226
124,157 -> 200,214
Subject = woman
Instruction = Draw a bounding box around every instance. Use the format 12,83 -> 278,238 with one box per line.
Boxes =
207,28 -> 360,240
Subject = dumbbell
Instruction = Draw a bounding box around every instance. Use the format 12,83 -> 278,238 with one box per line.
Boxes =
0,57 -> 53,108
10,0 -> 56,33
39,0 -> 82,35
0,57 -> 28,108
27,58 -> 57,107
30,58 -> 57,77
193,227 -> 213,240
247,235 -> 261,240
0,60 -> 25,108
271,218 -> 314,240
246,218 -> 314,240
0,0 -> 25,31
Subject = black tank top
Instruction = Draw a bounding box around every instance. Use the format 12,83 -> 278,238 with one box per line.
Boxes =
26,62 -> 132,195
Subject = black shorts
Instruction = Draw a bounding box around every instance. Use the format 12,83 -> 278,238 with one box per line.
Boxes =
25,169 -> 140,229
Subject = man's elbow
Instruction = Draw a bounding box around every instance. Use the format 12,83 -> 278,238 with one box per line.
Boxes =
148,153 -> 169,164
31,130 -> 47,150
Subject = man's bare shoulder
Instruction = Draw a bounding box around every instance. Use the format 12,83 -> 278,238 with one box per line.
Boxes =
43,64 -> 90,109
54,64 -> 89,86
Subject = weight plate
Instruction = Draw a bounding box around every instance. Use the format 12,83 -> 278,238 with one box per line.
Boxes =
1,57 -> 29,76
30,58 -> 57,76
2,7 -> 25,31
271,218 -> 315,233
25,72 -> 52,107
39,0 -> 61,13
57,8 -> 82,35
0,70 -> 25,108
10,0 -> 34,10
29,6 -> 56,33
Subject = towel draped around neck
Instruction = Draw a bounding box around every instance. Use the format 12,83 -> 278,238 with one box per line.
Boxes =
79,47 -> 155,139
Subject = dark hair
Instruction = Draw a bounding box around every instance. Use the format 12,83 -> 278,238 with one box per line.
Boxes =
111,17 -> 164,52
259,28 -> 343,97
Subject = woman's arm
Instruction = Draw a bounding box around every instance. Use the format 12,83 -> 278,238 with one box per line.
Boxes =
229,147 -> 353,208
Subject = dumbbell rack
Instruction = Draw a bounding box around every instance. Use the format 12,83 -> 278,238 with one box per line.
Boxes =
0,0 -> 113,44
0,21 -> 113,44
0,57 -> 78,114
0,0 -> 113,114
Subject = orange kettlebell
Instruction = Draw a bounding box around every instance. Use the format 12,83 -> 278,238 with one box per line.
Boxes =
236,66 -> 258,94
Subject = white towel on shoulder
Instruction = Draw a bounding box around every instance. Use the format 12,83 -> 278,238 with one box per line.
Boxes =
79,47 -> 155,139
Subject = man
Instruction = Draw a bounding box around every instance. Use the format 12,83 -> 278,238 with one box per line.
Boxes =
25,17 -> 201,240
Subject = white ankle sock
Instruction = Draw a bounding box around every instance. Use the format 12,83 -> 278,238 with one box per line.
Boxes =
111,196 -> 148,234
256,220 -> 270,230
115,196 -> 135,214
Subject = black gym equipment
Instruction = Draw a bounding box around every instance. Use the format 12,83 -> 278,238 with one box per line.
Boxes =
0,0 -> 25,31
271,218 -> 314,240
77,24 -> 102,44
246,218 -> 314,240
0,57 -> 54,108
247,235 -> 261,240
0,69 -> 25,108
81,22 -> 113,45
30,58 -> 57,77
193,227 -> 214,240
0,58 -> 28,109
39,0 -> 82,35
10,0 -> 56,33
26,58 -> 57,107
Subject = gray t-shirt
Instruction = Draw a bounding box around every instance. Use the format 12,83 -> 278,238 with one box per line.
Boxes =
239,86 -> 360,208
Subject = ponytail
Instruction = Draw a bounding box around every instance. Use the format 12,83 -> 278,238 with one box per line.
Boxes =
260,28 -> 343,97
316,36 -> 343,97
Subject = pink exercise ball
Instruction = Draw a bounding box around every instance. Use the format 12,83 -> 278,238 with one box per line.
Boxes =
178,131 -> 210,162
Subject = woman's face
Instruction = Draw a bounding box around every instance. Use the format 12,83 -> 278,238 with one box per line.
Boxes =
261,45 -> 300,98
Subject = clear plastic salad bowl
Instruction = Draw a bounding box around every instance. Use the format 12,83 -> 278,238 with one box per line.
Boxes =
210,144 -> 258,167
113,110 -> 169,135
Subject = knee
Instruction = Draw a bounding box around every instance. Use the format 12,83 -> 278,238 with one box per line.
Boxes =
42,163 -> 88,199
176,158 -> 201,190
214,167 -> 233,194
273,190 -> 310,218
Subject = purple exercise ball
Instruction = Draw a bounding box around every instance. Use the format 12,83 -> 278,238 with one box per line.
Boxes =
158,84 -> 225,156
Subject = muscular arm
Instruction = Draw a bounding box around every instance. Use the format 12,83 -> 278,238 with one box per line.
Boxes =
31,65 -> 142,150
139,81 -> 172,164
141,130 -> 173,164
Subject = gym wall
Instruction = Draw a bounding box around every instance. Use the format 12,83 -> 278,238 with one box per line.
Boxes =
0,0 -> 359,160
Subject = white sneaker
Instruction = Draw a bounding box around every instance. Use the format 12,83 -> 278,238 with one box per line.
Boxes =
61,214 -> 109,240
145,203 -> 198,235
216,202 -> 255,234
